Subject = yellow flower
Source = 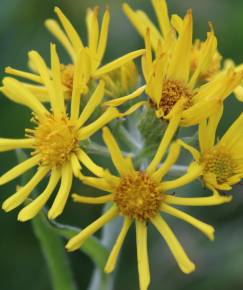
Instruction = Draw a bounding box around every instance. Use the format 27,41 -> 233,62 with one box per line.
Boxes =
102,60 -> 139,98
179,108 -> 243,195
5,6 -> 145,100
123,1 -> 222,81
0,44 -> 142,221
104,11 -> 242,127
66,125 -> 230,290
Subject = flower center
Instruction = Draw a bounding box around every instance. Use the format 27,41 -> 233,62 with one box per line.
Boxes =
202,146 -> 236,184
27,114 -> 79,168
155,79 -> 193,116
61,64 -> 74,96
114,172 -> 163,221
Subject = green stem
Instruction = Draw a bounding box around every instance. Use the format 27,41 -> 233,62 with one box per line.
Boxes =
31,211 -> 77,290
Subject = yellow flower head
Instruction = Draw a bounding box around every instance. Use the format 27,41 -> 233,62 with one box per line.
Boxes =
0,44 -> 140,221
104,8 -> 242,127
180,108 -> 243,194
66,125 -> 230,290
123,1 -> 223,82
5,6 -> 145,100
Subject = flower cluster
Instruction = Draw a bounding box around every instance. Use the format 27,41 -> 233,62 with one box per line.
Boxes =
0,2 -> 242,290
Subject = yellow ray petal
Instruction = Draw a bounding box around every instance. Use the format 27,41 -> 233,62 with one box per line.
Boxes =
70,48 -> 91,121
54,7 -> 83,53
45,19 -> 75,62
48,162 -> 73,220
0,155 -> 41,185
161,203 -> 215,240
5,67 -> 43,83
50,44 -> 66,114
220,113 -> 243,148
94,49 -> 145,78
152,141 -> 181,182
23,84 -> 49,102
86,7 -> 99,59
97,8 -> 110,63
82,176 -> 114,192
18,169 -> 61,221
2,166 -> 49,212
29,50 -> 59,114
103,85 -> 146,107
70,153 -> 82,178
151,215 -> 195,274
167,10 -> 192,83
0,138 -> 34,152
147,113 -> 181,174
105,218 -> 132,273
177,139 -> 201,162
78,107 -> 120,140
2,77 -> 48,116
72,193 -> 113,204
66,206 -> 118,251
165,194 -> 232,206
77,150 -> 104,177
102,127 -> 129,176
151,0 -> 171,38
77,80 -> 105,127
159,162 -> 202,191
135,220 -> 150,290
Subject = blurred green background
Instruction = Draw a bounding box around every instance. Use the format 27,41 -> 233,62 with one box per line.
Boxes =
0,0 -> 243,290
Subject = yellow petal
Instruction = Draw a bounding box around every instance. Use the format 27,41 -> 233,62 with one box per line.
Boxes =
105,218 -> 132,273
151,0 -> 171,38
78,107 -> 120,140
54,7 -> 83,53
177,139 -> 201,162
151,214 -> 195,274
147,113 -> 180,174
94,49 -> 145,78
82,176 -> 114,192
77,80 -> 105,127
135,220 -> 150,290
159,162 -> 202,191
0,155 -> 41,185
0,138 -> 34,152
77,150 -> 104,177
165,194 -> 232,206
5,66 -> 43,83
48,162 -> 73,220
161,203 -> 215,240
18,169 -> 61,221
167,10 -> 192,83
2,166 -> 49,212
70,153 -> 82,178
66,206 -> 118,251
152,141 -> 181,182
2,77 -> 48,117
97,8 -> 110,63
72,193 -> 113,204
102,127 -> 129,176
45,19 -> 75,62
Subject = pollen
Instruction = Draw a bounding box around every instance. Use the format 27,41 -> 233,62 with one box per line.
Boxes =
158,79 -> 193,116
202,146 -> 236,184
26,114 -> 79,168
61,64 -> 74,96
114,171 -> 163,221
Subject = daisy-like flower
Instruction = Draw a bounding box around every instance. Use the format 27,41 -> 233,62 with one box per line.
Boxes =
104,11 -> 242,126
123,0 -> 223,81
66,125 -> 230,290
179,108 -> 243,195
5,6 -> 145,100
0,44 -> 143,221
